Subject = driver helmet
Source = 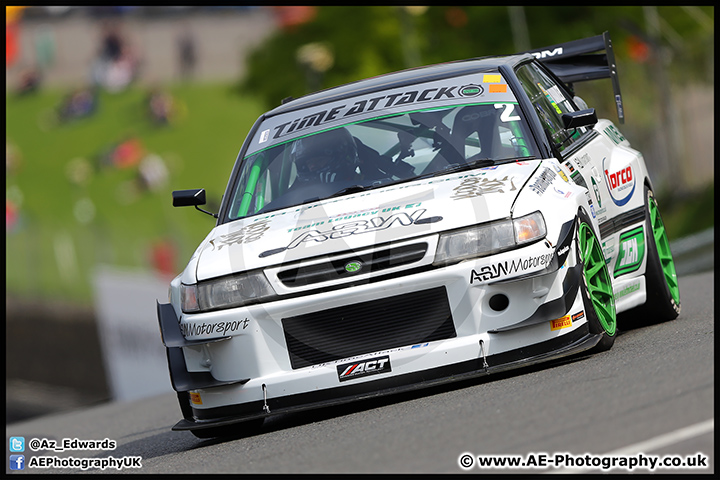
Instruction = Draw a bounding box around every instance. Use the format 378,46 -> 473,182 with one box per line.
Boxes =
291,127 -> 359,183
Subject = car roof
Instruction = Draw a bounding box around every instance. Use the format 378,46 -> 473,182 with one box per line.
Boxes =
266,53 -> 533,118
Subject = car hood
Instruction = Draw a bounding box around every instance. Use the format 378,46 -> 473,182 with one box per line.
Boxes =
195,161 -> 540,280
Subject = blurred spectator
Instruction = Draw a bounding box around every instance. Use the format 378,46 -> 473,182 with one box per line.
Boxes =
57,88 -> 97,122
98,136 -> 145,170
92,20 -> 139,92
177,25 -> 197,80
150,239 -> 178,278
6,141 -> 22,175
6,199 -> 20,232
16,67 -> 42,96
146,88 -> 175,125
137,154 -> 169,192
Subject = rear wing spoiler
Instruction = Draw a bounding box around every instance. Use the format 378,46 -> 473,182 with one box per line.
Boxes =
522,31 -> 624,123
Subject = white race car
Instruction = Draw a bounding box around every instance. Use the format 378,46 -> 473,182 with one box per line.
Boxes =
158,32 -> 680,438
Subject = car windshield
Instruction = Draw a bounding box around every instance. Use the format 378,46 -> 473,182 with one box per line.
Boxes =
227,101 -> 539,220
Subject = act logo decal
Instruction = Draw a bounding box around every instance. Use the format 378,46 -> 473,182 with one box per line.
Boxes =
603,157 -> 636,206
614,226 -> 645,277
337,355 -> 391,382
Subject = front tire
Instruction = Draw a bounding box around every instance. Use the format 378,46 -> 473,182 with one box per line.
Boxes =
576,210 -> 616,353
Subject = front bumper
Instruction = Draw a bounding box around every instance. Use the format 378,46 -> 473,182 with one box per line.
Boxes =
158,237 -> 593,432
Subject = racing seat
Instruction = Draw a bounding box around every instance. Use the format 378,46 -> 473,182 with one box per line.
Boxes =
448,104 -> 504,162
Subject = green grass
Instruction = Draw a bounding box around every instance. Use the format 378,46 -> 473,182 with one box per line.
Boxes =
7,83 -> 266,304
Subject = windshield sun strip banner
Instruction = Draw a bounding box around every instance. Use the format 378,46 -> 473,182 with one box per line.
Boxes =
243,100 -> 521,161
246,72 -> 518,156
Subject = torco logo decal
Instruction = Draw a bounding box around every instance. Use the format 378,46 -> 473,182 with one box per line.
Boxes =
337,355 -> 391,382
603,157 -> 635,206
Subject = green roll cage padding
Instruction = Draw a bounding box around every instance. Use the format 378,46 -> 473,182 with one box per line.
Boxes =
236,153 -> 266,218
507,118 -> 531,157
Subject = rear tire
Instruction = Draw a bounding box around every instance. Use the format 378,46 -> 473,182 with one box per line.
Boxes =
576,210 -> 616,353
624,186 -> 680,327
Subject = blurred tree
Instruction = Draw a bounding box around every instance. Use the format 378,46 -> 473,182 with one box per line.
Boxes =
238,6 -> 713,110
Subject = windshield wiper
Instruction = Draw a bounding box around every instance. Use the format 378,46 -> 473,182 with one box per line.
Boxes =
326,184 -> 376,199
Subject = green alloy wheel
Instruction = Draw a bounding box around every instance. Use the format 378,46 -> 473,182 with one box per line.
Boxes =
577,211 -> 616,352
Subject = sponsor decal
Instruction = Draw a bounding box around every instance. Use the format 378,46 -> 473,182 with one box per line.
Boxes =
537,83 -> 562,114
181,318 -> 250,337
489,84 -> 507,93
530,47 -> 563,59
572,153 -> 592,169
615,280 -> 641,299
553,186 -> 572,198
209,220 -> 270,251
285,208 -> 432,250
570,171 -> 587,190
190,392 -> 202,405
564,161 -> 576,173
552,163 -> 569,183
571,311 -> 585,322
470,253 -> 553,284
483,74 -> 502,83
451,176 -> 517,200
603,157 -> 636,207
271,84 -> 483,141
460,84 -> 485,97
613,226 -> 645,277
590,176 -> 602,208
287,202 -> 423,233
337,355 -> 391,382
310,348 -> 406,369
258,129 -> 270,144
603,124 -> 626,145
551,315 -> 572,331
529,167 -> 556,196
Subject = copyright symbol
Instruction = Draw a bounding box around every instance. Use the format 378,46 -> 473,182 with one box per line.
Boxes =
29,438 -> 41,451
458,453 -> 475,470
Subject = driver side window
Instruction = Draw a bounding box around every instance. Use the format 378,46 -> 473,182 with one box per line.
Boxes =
515,62 -> 586,153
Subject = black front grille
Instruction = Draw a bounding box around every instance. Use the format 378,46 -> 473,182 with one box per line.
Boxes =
277,243 -> 427,287
282,286 -> 456,369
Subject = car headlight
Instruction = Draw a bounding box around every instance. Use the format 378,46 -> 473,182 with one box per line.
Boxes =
181,270 -> 276,313
433,211 -> 546,266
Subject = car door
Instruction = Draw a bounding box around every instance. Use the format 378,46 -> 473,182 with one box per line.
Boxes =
514,59 -> 650,284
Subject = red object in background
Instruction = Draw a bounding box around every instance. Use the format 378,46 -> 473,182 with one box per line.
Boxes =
272,6 -> 317,30
6,21 -> 19,67
151,240 -> 177,277
6,199 -> 18,230
627,35 -> 650,63
112,137 -> 145,169
445,7 -> 468,28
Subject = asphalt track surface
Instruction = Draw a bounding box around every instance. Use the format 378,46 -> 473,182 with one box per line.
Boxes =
6,270 -> 713,474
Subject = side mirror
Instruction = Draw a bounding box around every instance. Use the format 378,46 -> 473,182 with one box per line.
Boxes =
172,189 -> 217,218
561,108 -> 597,129
172,188 -> 206,207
